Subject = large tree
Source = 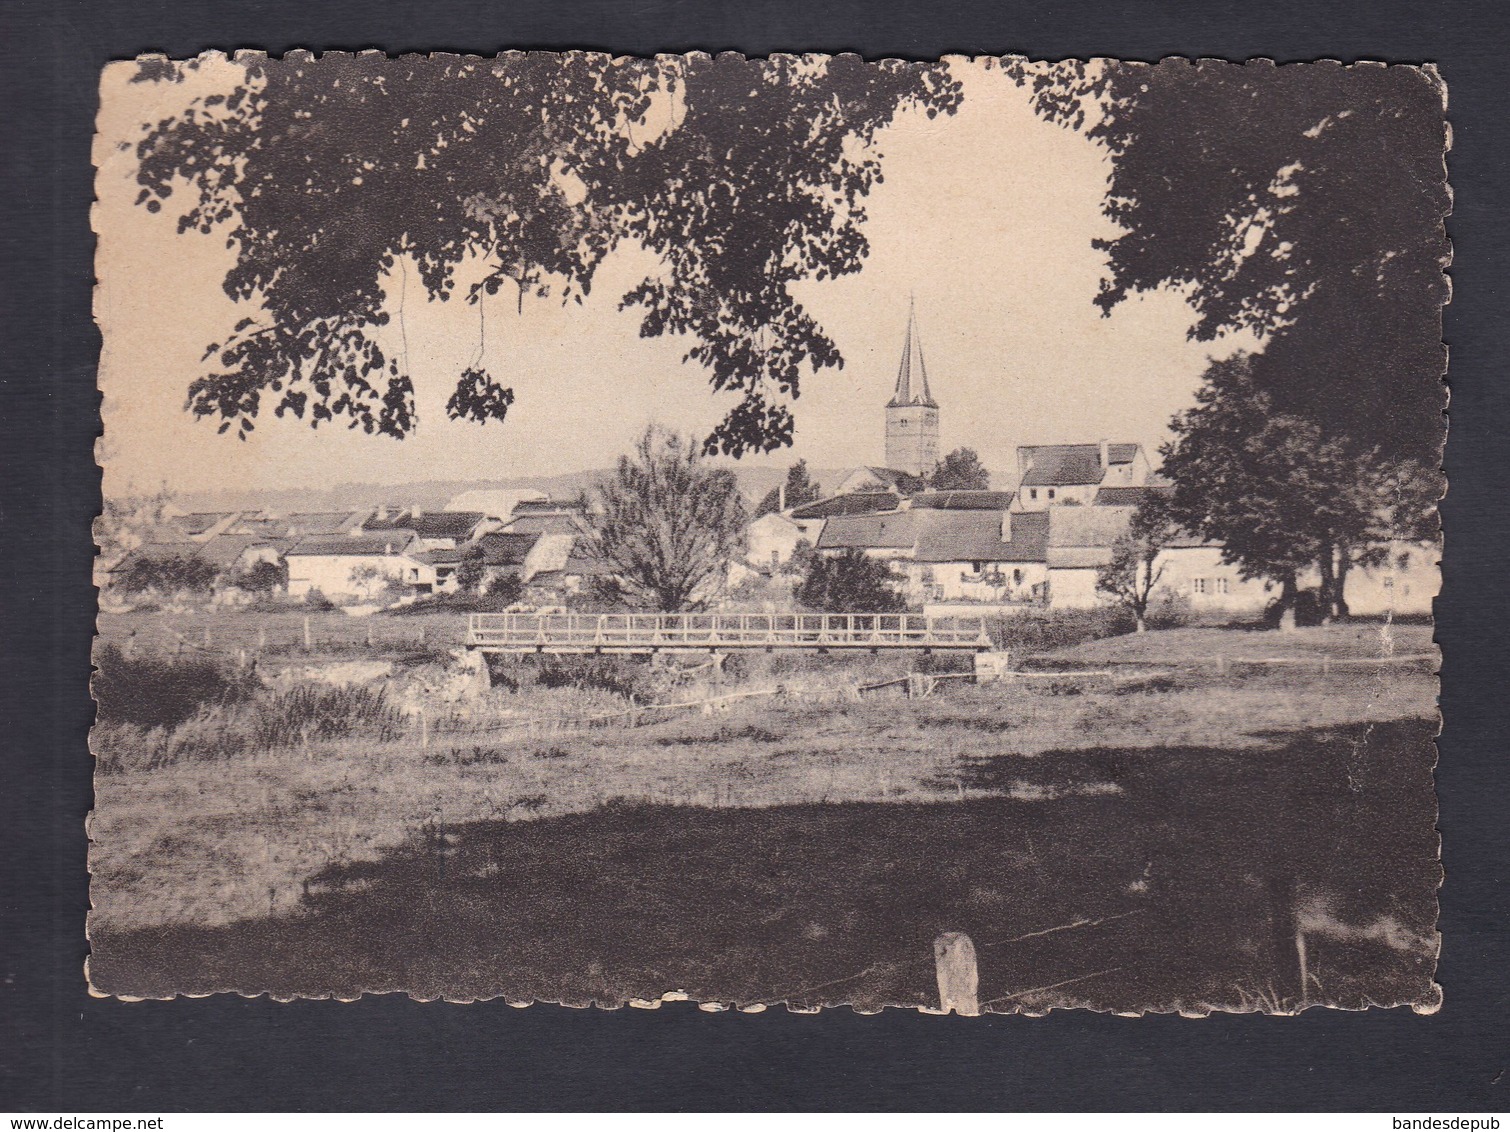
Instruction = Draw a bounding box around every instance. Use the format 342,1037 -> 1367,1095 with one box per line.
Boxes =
1010,58 -> 1449,464
754,459 -> 822,517
796,548 -> 905,613
129,53 -> 961,456
1161,355 -> 1438,622
927,447 -> 990,491
580,426 -> 747,611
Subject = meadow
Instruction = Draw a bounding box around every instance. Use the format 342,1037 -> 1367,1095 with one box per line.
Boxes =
87,614 -> 1440,1013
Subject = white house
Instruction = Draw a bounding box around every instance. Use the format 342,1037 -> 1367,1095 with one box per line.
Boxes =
905,510 -> 1048,604
285,532 -> 432,602
744,511 -> 806,574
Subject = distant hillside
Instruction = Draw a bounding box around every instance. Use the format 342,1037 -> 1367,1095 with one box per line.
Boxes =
172,466 -> 856,515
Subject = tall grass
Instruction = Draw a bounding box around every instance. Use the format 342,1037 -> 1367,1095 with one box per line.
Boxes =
94,682 -> 410,773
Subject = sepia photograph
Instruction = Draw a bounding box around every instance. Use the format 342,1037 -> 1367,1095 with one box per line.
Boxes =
87,51 -> 1447,1013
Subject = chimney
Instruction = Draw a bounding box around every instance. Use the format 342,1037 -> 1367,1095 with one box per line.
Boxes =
410,505 -> 424,519
1099,439 -> 1111,470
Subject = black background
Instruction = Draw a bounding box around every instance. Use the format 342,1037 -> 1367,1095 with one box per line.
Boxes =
2,0 -> 1506,1112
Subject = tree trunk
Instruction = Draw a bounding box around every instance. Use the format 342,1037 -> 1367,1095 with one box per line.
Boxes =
1317,542 -> 1336,626
1334,546 -> 1352,619
1277,572 -> 1298,633
1135,613 -> 1147,634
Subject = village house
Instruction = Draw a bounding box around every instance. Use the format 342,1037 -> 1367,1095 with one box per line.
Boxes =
365,507 -> 490,550
284,531 -> 431,602
1013,442 -> 1152,510
907,509 -> 1048,604
786,491 -> 901,546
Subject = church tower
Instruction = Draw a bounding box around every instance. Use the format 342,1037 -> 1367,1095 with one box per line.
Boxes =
885,303 -> 940,478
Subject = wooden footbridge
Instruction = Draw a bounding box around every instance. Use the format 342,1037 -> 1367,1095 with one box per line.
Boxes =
465,612 -> 994,656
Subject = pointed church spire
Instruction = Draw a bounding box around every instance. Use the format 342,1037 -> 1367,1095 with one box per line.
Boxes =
888,298 -> 937,409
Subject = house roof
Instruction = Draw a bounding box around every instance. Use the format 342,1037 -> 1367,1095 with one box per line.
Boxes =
366,510 -> 485,541
109,535 -> 278,572
286,532 -> 418,557
501,513 -> 584,537
1047,504 -> 1135,548
177,512 -> 235,536
1019,443 -> 1141,487
789,492 -> 902,520
286,511 -> 369,535
422,530 -> 541,567
1094,484 -> 1174,507
909,490 -> 1016,511
913,510 -> 1048,564
512,498 -> 584,515
816,510 -> 917,551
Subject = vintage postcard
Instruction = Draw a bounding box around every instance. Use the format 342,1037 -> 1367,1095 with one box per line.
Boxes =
88,52 -> 1447,1012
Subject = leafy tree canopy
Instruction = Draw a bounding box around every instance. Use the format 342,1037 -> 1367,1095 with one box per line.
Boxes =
754,459 -> 822,516
1161,354 -> 1439,615
796,547 -> 905,613
581,426 -> 747,610
1012,59 -> 1448,462
130,52 -> 962,456
927,447 -> 990,491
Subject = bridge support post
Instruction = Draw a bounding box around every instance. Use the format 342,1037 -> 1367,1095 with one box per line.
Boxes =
973,650 -> 1013,684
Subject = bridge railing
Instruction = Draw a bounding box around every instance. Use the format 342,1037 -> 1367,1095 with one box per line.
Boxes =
466,612 -> 992,649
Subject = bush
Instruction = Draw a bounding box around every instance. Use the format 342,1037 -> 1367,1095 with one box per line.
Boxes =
304,588 -> 336,611
92,644 -> 257,730
796,549 -> 905,612
533,656 -> 651,701
984,608 -> 1134,654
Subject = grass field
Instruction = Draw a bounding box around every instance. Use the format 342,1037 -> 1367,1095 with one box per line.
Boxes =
87,620 -> 1439,1012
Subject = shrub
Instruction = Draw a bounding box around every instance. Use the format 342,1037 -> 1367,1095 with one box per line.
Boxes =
985,608 -> 1134,655
796,548 -> 905,612
304,588 -> 336,611
92,644 -> 256,730
533,656 -> 650,701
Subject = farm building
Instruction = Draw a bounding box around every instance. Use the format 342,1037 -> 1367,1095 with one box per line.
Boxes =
420,530 -> 541,594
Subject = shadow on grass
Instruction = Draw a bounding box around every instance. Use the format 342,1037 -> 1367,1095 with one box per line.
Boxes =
89,719 -> 1439,1012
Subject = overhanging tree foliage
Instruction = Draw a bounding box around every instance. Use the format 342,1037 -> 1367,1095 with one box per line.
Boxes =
580,426 -> 747,611
1011,60 -> 1447,620
1011,58 -> 1448,464
129,53 -> 961,455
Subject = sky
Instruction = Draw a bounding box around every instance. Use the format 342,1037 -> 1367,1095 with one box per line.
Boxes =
93,56 -> 1252,500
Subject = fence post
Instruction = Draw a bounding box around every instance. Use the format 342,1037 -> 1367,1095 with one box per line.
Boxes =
303,615 -> 312,651
420,707 -> 429,751
257,625 -> 267,652
934,932 -> 980,1016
